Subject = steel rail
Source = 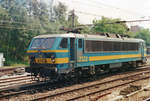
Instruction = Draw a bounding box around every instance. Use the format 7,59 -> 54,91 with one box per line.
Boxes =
0,81 -> 48,100
0,76 -> 31,84
0,80 -> 33,90
0,75 -> 30,81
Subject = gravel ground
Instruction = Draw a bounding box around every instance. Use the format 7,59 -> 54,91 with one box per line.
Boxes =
101,78 -> 150,101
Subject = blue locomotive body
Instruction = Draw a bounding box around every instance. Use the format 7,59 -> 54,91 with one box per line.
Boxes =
27,33 -> 146,78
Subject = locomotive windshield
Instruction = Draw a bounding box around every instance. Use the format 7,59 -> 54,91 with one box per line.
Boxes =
30,38 -> 55,49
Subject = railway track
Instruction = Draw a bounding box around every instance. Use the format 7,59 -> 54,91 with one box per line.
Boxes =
1,66 -> 150,101
0,75 -> 32,89
0,75 -> 30,83
0,81 -> 50,100
29,69 -> 150,101
0,67 -> 17,76
0,66 -> 28,76
67,76 -> 150,101
0,67 -> 17,73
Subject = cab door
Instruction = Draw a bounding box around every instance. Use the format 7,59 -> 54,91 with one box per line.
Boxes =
70,38 -> 76,61
69,38 -> 77,68
77,39 -> 83,63
69,38 -> 83,68
140,42 -> 145,58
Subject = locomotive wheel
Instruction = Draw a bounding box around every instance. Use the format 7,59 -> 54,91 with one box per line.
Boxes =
89,66 -> 95,75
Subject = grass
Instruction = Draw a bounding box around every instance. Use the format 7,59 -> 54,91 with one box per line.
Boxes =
4,58 -> 29,67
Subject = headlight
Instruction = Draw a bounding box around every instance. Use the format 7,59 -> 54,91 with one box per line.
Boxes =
51,55 -> 55,63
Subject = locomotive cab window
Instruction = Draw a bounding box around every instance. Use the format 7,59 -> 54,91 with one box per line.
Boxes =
30,38 -> 55,49
60,38 -> 68,48
78,39 -> 82,48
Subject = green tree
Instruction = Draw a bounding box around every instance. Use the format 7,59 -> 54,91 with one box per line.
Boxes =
0,0 -> 80,65
134,28 -> 150,46
92,16 -> 129,34
53,2 -> 67,23
0,0 -> 38,64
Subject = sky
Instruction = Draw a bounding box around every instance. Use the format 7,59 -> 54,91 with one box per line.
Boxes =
45,0 -> 150,28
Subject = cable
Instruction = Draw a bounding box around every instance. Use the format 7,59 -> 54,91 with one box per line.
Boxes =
0,20 -> 54,29
0,20 -> 29,25
122,19 -> 150,23
88,0 -> 143,16
74,10 -> 150,24
0,25 -> 38,30
65,0 -> 143,20
66,0 -> 143,16
77,19 -> 150,27
0,20 -> 42,27
0,24 -> 64,33
67,0 -> 103,9
75,10 -> 103,17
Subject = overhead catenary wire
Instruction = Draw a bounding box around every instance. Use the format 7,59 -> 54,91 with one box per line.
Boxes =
1,18 -> 149,30
74,10 -> 150,23
0,20 -> 31,25
66,0 -> 143,19
67,0 -> 103,9
75,10 -> 103,17
68,0 -> 141,16
77,19 -> 150,27
64,0 -> 150,29
0,25 -> 38,30
0,24 -> 65,33
89,0 -> 143,16
0,20 -> 52,30
0,20 -> 44,27
0,12 -> 149,31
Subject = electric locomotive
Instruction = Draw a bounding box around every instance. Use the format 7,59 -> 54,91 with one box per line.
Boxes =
27,33 -> 147,80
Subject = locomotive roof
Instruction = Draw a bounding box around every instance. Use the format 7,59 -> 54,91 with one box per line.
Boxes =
34,33 -> 144,43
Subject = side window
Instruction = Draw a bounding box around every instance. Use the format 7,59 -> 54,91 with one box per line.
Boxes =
78,39 -> 82,48
60,38 -> 68,48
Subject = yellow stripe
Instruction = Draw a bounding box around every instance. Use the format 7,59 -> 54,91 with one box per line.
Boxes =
89,54 -> 141,61
55,58 -> 69,64
27,50 -> 68,53
27,50 -> 38,53
35,58 -> 69,64
41,50 -> 68,53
